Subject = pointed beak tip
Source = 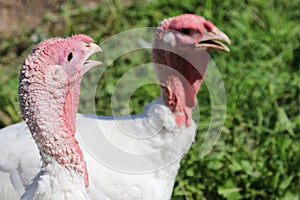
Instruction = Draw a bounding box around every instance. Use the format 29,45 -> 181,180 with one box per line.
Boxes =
218,30 -> 231,44
226,38 -> 231,45
95,44 -> 102,53
225,47 -> 231,52
98,46 -> 103,53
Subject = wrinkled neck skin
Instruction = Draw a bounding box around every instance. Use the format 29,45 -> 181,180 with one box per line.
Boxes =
153,42 -> 209,127
19,64 -> 89,198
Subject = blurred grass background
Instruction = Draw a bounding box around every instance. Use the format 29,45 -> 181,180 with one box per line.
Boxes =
0,0 -> 299,199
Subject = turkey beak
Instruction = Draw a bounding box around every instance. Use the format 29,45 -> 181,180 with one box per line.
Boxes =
82,43 -> 103,73
195,27 -> 231,52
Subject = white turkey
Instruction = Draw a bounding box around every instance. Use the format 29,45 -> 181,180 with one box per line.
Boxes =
0,14 -> 230,199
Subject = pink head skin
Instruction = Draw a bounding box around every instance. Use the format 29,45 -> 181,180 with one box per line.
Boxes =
19,34 -> 102,187
153,14 -> 231,127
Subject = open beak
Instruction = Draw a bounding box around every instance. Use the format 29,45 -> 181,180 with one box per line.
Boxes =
195,27 -> 231,52
82,43 -> 103,73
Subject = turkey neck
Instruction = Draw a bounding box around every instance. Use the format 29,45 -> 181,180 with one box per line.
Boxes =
153,47 -> 209,127
19,64 -> 89,187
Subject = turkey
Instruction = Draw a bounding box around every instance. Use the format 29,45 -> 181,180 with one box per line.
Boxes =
0,14 -> 230,200
1,34 -> 102,199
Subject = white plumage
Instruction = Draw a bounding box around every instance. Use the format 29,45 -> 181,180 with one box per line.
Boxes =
0,98 -> 196,200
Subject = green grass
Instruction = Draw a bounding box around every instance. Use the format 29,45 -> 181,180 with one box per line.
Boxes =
0,0 -> 299,199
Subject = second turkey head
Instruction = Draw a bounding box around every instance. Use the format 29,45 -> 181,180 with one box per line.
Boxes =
152,14 -> 231,127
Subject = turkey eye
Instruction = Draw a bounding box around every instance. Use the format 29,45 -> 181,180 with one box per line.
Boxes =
67,52 -> 73,61
180,28 -> 190,35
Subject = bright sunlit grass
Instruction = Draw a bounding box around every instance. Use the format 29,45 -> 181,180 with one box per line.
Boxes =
0,0 -> 299,199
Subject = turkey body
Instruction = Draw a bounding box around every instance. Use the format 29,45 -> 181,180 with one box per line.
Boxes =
0,97 -> 196,200
0,123 -> 40,200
